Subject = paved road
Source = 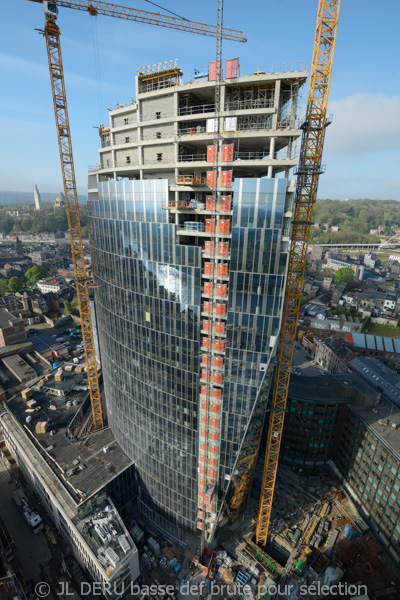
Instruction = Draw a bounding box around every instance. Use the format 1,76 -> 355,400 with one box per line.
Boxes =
0,463 -> 61,598
291,346 -> 323,377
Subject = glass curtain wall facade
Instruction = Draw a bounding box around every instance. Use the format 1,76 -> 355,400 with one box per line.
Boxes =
90,176 -> 292,539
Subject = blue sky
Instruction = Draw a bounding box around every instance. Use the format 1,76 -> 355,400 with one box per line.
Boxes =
1,0 -> 399,200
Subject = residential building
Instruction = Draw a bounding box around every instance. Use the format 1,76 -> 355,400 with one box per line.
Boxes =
88,59 -> 307,540
364,252 -> 380,269
36,276 -> 66,294
326,256 -> 365,280
313,334 -> 358,373
0,309 -> 27,347
310,245 -> 323,261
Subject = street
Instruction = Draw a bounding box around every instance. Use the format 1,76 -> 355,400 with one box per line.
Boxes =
0,462 -> 63,599
291,345 -> 323,377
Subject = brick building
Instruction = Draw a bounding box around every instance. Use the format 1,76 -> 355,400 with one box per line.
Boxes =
0,309 -> 27,347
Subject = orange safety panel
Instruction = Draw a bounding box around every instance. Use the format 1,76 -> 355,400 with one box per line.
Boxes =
200,441 -> 205,450
209,60 -> 221,81
204,262 -> 214,275
199,477 -> 204,486
204,282 -> 213,295
203,302 -> 211,314
207,171 -> 217,187
217,284 -> 227,297
218,242 -> 229,256
210,458 -> 218,467
205,241 -> 214,254
201,414 -> 206,424
201,369 -> 207,380
214,356 -> 224,368
199,489 -> 204,496
216,303 -> 226,316
225,57 -> 238,78
220,196 -> 231,211
211,432 -> 220,441
213,374 -> 222,385
215,322 -> 225,335
199,466 -> 205,474
201,401 -> 206,410
215,340 -> 224,352
201,385 -> 207,395
218,263 -> 228,277
203,320 -> 210,331
211,445 -> 218,454
202,338 -> 210,349
206,196 -> 216,210
219,220 -> 230,234
202,354 -> 210,365
205,219 -> 216,233
212,404 -> 221,414
209,470 -> 217,480
200,429 -> 206,438
186,128 -> 196,134
213,388 -> 221,400
221,171 -> 233,187
198,510 -> 204,519
222,144 -> 234,161
211,417 -> 220,427
207,145 -> 217,162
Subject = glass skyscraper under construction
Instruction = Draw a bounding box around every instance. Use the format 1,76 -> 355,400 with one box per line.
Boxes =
88,58 -> 307,540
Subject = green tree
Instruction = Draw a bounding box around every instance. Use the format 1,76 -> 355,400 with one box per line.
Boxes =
25,266 -> 49,285
334,267 -> 354,284
63,299 -> 79,316
0,280 -> 9,298
8,277 -> 24,292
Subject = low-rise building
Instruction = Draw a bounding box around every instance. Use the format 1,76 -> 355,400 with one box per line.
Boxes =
0,371 -> 140,596
0,309 -> 27,347
326,256 -> 365,281
345,332 -> 400,363
349,356 -> 400,408
36,276 -> 66,294
313,334 -> 358,373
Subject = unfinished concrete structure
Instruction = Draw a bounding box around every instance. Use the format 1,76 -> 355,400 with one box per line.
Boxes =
88,58 -> 307,540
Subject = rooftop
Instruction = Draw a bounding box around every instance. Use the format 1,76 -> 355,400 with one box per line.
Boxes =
2,354 -> 36,383
6,366 -> 133,504
289,374 -> 344,403
350,356 -> 400,408
0,309 -> 21,329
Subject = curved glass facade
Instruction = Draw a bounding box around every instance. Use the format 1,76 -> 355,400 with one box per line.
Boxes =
90,177 -> 291,539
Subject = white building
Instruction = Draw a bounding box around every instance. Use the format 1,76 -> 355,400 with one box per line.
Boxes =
36,276 -> 65,293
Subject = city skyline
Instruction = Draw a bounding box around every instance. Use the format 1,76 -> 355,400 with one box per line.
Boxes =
0,0 -> 399,200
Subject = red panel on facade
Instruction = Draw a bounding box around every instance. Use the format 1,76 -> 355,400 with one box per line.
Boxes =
200,441 -> 205,450
222,144 -> 234,161
202,369 -> 208,381
203,302 -> 211,314
218,263 -> 228,277
207,145 -> 217,162
217,284 -> 227,297
221,171 -> 233,187
214,356 -> 224,368
204,262 -> 214,275
201,414 -> 206,424
211,418 -> 219,428
215,340 -> 224,352
203,320 -> 210,331
225,58 -> 238,79
211,432 -> 219,442
216,303 -> 226,316
218,242 -> 229,256
212,404 -> 221,414
220,196 -> 231,211
211,445 -> 218,455
205,241 -> 214,254
209,61 -> 221,81
219,220 -> 230,234
215,322 -> 225,335
213,388 -> 221,400
205,219 -> 216,233
210,457 -> 218,467
204,282 -> 213,295
206,196 -> 216,211
202,338 -> 210,349
202,354 -> 210,365
213,373 -> 222,385
201,385 -> 207,396
209,470 -> 217,480
207,171 -> 217,187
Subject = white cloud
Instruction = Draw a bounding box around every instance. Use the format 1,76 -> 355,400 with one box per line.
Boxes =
324,93 -> 400,159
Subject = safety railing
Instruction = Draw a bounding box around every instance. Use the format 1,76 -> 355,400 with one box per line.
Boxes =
224,99 -> 274,111
178,104 -> 215,116
178,154 -> 207,162
175,175 -> 206,186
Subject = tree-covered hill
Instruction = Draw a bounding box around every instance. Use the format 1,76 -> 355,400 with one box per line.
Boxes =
310,198 -> 400,244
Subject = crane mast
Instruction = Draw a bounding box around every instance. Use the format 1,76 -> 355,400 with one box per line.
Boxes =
256,0 -> 341,547
42,8 -> 104,430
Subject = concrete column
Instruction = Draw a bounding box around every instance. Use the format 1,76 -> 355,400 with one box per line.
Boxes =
219,83 -> 226,132
268,136 -> 276,178
272,79 -> 281,129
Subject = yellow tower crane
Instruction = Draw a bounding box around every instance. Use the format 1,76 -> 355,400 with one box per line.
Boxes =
28,0 -> 246,432
256,0 -> 341,547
